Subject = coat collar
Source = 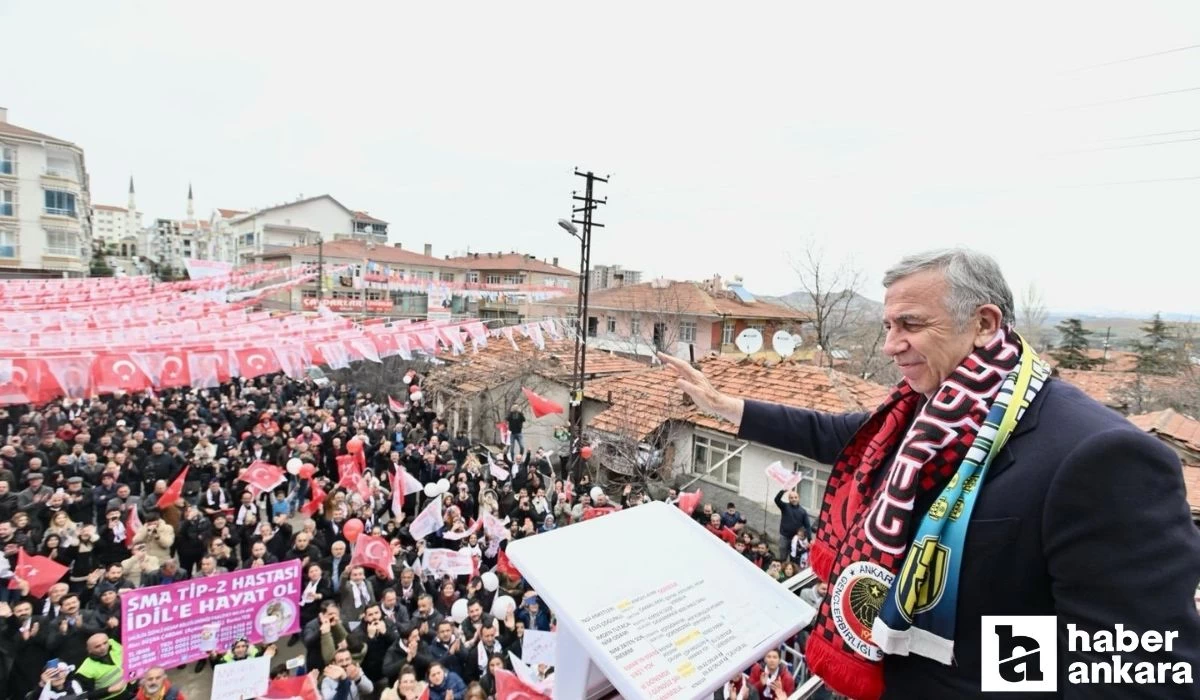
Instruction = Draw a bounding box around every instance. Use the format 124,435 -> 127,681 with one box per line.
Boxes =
983,376 -> 1052,484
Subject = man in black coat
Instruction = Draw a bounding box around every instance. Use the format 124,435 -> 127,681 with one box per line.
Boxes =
663,248 -> 1200,699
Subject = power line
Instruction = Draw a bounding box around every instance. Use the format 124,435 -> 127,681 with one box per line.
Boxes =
1059,86 -> 1200,110
1056,135 -> 1200,154
1065,43 -> 1200,73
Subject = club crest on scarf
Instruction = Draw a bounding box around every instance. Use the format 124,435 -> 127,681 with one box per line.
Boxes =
803,329 -> 1046,700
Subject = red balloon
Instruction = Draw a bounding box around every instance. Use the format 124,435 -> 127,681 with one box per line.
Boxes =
409,385 -> 420,394
347,437 -> 363,454
299,463 -> 316,479
580,445 -> 594,460
344,518 -> 364,543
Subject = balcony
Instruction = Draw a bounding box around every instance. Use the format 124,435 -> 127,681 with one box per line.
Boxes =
40,167 -> 80,187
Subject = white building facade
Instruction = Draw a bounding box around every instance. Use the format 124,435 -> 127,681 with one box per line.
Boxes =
229,194 -> 388,263
0,107 -> 92,277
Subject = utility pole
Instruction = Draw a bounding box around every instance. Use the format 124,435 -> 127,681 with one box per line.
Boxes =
317,236 -> 324,304
1102,326 -> 1112,371
562,169 -> 608,483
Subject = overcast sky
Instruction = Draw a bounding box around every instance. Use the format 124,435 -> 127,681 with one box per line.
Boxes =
3,1 -> 1198,316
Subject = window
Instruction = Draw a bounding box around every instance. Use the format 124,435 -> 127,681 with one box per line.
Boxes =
502,274 -> 525,285
45,152 -> 76,179
45,228 -> 76,256
793,460 -> 832,513
0,144 -> 13,175
412,270 -> 434,281
485,274 -> 502,284
466,271 -> 479,284
439,272 -> 455,282
587,317 -> 598,337
630,316 -> 640,335
692,434 -> 742,488
0,189 -> 12,217
749,321 -> 766,333
722,320 -> 735,344
653,322 -> 668,349
0,229 -> 15,257
44,189 -> 76,217
680,321 -> 696,343
606,316 -> 616,333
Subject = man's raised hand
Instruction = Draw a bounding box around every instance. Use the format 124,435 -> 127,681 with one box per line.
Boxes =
656,352 -> 744,426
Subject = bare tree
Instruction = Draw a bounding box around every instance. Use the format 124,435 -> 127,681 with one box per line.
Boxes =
589,381 -> 691,494
1017,283 -> 1051,351
788,241 -> 865,368
845,321 -> 900,385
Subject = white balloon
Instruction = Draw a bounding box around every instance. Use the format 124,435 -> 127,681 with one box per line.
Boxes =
412,391 -> 424,403
451,598 -> 469,624
403,375 -> 412,384
481,572 -> 499,592
423,483 -> 440,498
437,478 -> 451,495
286,458 -> 303,475
590,486 -> 604,501
490,594 -> 516,619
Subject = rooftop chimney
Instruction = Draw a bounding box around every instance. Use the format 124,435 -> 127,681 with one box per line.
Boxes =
393,243 -> 403,248
0,107 -> 7,123
552,257 -> 559,267
423,243 -> 432,257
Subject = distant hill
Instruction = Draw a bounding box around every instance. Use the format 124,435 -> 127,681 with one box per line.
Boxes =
757,290 -> 884,317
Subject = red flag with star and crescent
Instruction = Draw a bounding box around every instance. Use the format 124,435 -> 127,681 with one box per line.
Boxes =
155,465 -> 190,511
7,549 -> 69,599
494,669 -> 552,700
349,533 -> 395,580
239,460 -> 286,495
301,479 -> 327,517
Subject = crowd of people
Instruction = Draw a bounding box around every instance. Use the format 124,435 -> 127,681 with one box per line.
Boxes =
0,369 -> 818,700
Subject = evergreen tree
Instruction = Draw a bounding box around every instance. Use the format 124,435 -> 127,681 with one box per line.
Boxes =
88,256 -> 114,278
1134,313 -> 1181,376
1050,318 -> 1095,369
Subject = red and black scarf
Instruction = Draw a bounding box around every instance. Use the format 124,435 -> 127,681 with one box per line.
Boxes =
804,331 -> 1021,699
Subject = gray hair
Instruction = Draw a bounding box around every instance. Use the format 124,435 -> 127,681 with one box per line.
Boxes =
882,249 -> 1014,328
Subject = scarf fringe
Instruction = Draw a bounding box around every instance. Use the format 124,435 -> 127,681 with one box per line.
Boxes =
805,633 -> 884,700
810,540 -> 834,582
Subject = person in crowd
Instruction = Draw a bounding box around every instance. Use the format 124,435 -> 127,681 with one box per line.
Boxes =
320,647 -> 373,700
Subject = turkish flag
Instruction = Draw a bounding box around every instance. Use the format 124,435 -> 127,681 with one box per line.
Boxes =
189,349 -> 232,389
338,469 -> 373,501
304,342 -> 327,366
522,387 -> 563,418
239,460 -> 286,495
496,422 -> 510,446
388,395 -> 405,413
262,673 -> 320,700
677,489 -> 703,516
496,547 -> 522,581
0,358 -> 52,405
583,506 -> 618,521
155,465 -> 189,511
336,454 -> 360,480
234,347 -> 282,379
131,350 -> 190,389
7,549 -> 69,599
372,333 -> 400,358
125,506 -> 142,548
301,479 -> 327,517
349,534 -> 395,580
494,669 -> 552,700
93,352 -> 151,394
43,355 -> 94,400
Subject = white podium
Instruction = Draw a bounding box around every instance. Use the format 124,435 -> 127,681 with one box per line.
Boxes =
506,501 -> 816,699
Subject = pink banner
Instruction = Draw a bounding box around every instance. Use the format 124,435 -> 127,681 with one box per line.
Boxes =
120,559 -> 302,680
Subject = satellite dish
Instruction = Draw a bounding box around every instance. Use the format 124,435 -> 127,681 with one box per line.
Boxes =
791,333 -> 804,348
734,328 -> 763,355
772,330 -> 796,357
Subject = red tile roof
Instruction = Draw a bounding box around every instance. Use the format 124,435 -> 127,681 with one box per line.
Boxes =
1182,466 -> 1200,516
539,279 -> 808,321
352,211 -> 389,225
0,120 -> 76,146
262,239 -> 449,267
585,356 -> 887,440
442,252 -> 577,276
1055,369 -> 1186,410
424,335 -> 645,396
1128,408 -> 1200,453
216,208 -> 247,219
1045,349 -> 1139,373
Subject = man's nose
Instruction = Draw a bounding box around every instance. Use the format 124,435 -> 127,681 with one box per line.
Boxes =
882,327 -> 907,357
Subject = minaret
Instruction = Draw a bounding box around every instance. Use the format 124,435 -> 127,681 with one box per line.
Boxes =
187,182 -> 195,222
127,176 -> 136,211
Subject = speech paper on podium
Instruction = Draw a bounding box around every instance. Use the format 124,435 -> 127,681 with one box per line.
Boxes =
507,501 -> 817,699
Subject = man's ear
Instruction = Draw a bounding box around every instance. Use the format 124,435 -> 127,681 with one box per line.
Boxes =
973,304 -> 1004,347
